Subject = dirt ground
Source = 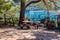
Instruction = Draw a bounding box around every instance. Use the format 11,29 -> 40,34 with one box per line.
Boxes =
0,28 -> 60,40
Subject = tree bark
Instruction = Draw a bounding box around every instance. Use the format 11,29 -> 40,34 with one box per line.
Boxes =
18,0 -> 25,26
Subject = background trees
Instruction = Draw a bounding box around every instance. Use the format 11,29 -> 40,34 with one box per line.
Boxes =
0,0 -> 60,26
0,0 -> 20,26
0,0 -> 13,24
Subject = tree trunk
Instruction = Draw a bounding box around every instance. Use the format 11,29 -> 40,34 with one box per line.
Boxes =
4,14 -> 6,25
18,0 -> 25,26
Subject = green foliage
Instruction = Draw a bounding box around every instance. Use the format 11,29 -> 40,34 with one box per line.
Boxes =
0,0 -> 13,14
0,0 -> 20,26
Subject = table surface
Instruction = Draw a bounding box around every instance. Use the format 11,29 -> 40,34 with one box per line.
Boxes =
23,21 -> 33,23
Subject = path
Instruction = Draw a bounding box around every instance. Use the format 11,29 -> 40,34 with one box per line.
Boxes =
0,28 -> 60,40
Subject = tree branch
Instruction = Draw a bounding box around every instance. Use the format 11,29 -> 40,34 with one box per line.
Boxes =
25,0 -> 41,7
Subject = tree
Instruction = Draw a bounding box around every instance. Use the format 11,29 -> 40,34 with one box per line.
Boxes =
0,0 -> 14,25
34,0 -> 56,20
19,0 -> 41,26
13,0 -> 41,26
49,0 -> 60,10
0,0 -> 13,13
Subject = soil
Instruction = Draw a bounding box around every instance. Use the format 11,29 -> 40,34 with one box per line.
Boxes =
0,28 -> 59,40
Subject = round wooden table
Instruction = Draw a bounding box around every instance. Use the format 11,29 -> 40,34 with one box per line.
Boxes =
23,21 -> 34,29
